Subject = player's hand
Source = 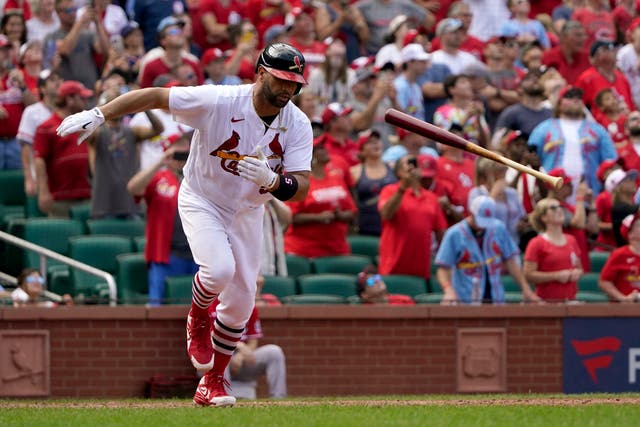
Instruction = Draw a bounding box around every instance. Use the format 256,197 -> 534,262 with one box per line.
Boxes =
237,146 -> 278,189
56,108 -> 105,144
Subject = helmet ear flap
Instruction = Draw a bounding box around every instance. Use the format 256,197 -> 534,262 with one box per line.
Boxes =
294,83 -> 302,95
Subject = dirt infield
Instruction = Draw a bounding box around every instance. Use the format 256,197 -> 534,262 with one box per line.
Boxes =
2,396 -> 640,409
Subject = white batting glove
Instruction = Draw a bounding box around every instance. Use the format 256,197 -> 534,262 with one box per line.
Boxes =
56,107 -> 105,144
237,146 -> 278,190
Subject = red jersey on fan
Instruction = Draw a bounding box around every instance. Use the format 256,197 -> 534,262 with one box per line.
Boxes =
191,0 -> 245,51
595,190 -> 616,250
0,75 -> 24,138
377,183 -> 447,280
541,47 -> 590,85
600,245 -> 640,296
524,234 -> 581,301
575,68 -> 633,118
138,56 -> 204,88
613,137 -> 640,172
435,156 -> 475,215
32,113 -> 90,201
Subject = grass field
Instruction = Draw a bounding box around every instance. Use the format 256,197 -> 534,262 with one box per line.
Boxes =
2,395 -> 640,427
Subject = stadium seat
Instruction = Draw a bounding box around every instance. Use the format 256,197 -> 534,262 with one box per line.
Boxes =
505,292 -> 523,303
285,254 -> 312,279
23,218 -> 85,269
68,235 -> 133,301
297,273 -> 358,298
116,253 -> 148,305
346,235 -> 380,259
2,217 -> 27,276
578,273 -> 601,293
281,294 -> 347,304
414,293 -> 443,304
501,275 -> 521,293
24,196 -> 44,218
134,236 -> 146,252
86,218 -> 146,239
311,255 -> 372,275
381,274 -> 427,298
347,295 -> 363,304
588,251 -> 610,273
48,267 -> 72,296
0,169 -> 26,207
69,202 -> 91,226
262,275 -> 297,299
575,291 -> 609,303
164,275 -> 193,305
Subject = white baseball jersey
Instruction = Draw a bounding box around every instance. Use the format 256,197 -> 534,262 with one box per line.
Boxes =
169,84 -> 313,211
17,101 -> 52,145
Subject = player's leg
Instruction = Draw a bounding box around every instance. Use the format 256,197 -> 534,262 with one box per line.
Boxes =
195,206 -> 264,407
179,191 -> 236,374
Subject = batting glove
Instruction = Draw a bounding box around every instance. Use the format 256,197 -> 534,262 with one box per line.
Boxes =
237,146 -> 278,190
56,107 -> 105,144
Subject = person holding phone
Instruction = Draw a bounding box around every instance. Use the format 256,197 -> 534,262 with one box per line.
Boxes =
126,132 -> 197,306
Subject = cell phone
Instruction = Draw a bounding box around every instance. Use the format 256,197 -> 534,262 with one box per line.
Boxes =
173,151 -> 189,161
408,158 -> 417,167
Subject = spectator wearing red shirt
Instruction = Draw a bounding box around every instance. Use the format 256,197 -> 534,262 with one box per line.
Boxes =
378,155 -> 447,282
599,211 -> 640,301
614,110 -> 640,172
33,81 -> 92,217
575,40 -> 634,117
594,159 -> 622,251
314,103 -> 360,169
138,17 -> 204,88
284,7 -> 327,79
356,264 -> 416,305
524,197 -> 583,302
0,34 -> 27,170
593,87 -> 628,144
284,139 -> 356,258
541,20 -> 590,85
612,0 -> 639,43
192,0 -> 245,52
435,130 -> 476,218
127,133 -> 197,306
572,0 -> 616,48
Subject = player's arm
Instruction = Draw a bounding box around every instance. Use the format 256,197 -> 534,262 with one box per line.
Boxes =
280,171 -> 309,202
56,88 -> 170,143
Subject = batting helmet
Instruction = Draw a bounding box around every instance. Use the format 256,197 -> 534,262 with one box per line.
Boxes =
255,43 -> 307,86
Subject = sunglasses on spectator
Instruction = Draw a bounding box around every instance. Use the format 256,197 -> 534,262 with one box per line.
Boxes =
166,27 -> 183,36
547,205 -> 562,211
184,73 -> 195,79
366,274 -> 381,286
59,7 -> 77,14
26,275 -> 45,285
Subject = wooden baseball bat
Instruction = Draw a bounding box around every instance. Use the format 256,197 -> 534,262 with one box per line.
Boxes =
384,108 -> 564,190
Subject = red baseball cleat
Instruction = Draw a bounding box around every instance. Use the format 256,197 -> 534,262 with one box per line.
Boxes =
193,373 -> 236,407
186,308 -> 214,372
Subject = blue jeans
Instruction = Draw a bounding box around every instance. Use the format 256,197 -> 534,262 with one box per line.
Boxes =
0,138 -> 22,170
148,255 -> 198,306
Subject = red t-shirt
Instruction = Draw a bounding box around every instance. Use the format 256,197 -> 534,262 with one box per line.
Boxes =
560,202 -> 591,272
284,164 -> 357,257
572,7 -> 616,48
595,190 -> 616,250
143,169 -> 179,264
541,47 -> 591,86
575,68 -> 633,117
594,111 -> 627,144
32,113 -> 90,201
377,183 -> 447,279
139,56 -> 204,88
314,133 -> 360,168
0,75 -> 24,137
430,35 -> 485,61
192,0 -> 246,51
614,137 -> 640,172
600,245 -> 640,296
435,156 -> 475,214
524,234 -> 581,301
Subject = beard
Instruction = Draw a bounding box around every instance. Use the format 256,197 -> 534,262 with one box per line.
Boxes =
262,81 -> 290,109
523,86 -> 545,97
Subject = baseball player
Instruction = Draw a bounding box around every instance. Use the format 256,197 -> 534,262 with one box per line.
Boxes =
56,43 -> 313,407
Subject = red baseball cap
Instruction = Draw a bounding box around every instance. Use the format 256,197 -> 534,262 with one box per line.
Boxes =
596,159 -> 621,183
396,128 -> 411,140
403,29 -> 419,47
417,154 -> 437,178
201,48 -> 226,66
321,103 -> 353,126
629,17 -> 640,34
57,80 -> 93,99
621,212 -> 640,242
502,130 -> 524,148
546,168 -> 572,189
357,129 -> 380,150
558,86 -> 584,100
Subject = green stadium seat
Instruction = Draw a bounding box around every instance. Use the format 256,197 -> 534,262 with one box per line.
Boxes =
297,273 -> 358,298
578,272 -> 601,293
86,218 -> 146,239
24,196 -> 45,218
134,236 -> 146,252
48,267 -> 72,296
575,291 -> 609,303
501,275 -> 521,293
69,202 -> 91,226
381,275 -> 427,298
311,255 -> 372,275
588,251 -> 610,273
3,217 -> 27,276
414,293 -> 443,304
262,275 -> 297,299
0,170 -> 26,206
346,235 -> 380,259
285,254 -> 312,279
347,295 -> 363,304
116,253 -> 148,305
68,235 -> 133,301
23,218 -> 85,269
505,292 -> 523,303
281,294 -> 347,304
164,275 -> 193,305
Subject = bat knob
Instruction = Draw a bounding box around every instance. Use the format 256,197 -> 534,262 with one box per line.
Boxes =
551,176 -> 564,190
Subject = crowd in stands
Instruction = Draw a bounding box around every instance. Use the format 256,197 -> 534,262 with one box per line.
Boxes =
4,0 -> 640,306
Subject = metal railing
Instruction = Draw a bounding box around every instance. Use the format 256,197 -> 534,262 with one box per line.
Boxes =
0,230 -> 117,306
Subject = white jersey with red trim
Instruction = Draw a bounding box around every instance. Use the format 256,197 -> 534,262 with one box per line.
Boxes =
169,84 -> 313,212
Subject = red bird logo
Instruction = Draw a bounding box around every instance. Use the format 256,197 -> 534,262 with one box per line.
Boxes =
289,55 -> 304,73
210,131 -> 241,175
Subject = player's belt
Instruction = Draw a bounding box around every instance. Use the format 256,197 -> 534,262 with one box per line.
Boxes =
214,151 -> 281,161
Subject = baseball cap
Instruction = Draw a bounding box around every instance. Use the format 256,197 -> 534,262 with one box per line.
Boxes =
401,43 -> 430,63
596,159 -> 621,183
605,168 -> 638,193
396,127 -> 412,141
486,36 -> 509,45
57,80 -> 93,99
629,17 -> 640,34
502,130 -> 524,148
589,39 -> 616,57
388,15 -> 408,35
321,103 -> 353,126
263,24 -> 288,46
357,129 -> 380,150
620,212 -> 640,242
469,195 -> 496,229
157,16 -> 185,34
546,168 -> 572,189
558,86 -> 583,100
417,154 -> 437,178
0,35 -> 9,49
18,40 -> 41,63
121,21 -> 140,38
435,18 -> 463,37
352,67 -> 375,84
201,48 -> 226,66
403,29 -> 419,47
350,56 -> 375,70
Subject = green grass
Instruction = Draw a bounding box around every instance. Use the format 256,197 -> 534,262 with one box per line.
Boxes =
1,395 -> 640,427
